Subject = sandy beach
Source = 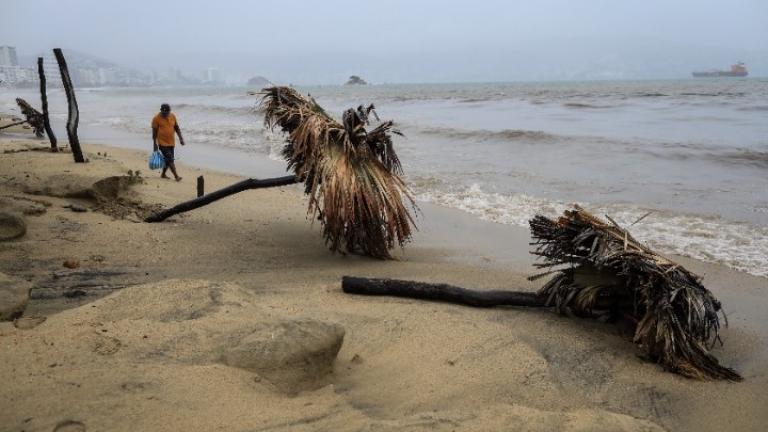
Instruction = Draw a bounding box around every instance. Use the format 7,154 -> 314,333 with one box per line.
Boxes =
1,131 -> 767,431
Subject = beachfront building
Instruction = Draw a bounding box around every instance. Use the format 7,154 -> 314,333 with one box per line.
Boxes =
203,67 -> 223,84
0,46 -> 38,87
0,66 -> 36,85
0,46 -> 19,67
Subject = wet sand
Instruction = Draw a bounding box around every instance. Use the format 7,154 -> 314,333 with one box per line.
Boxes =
1,134 -> 766,431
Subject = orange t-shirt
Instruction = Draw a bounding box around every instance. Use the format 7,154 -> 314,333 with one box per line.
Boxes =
152,113 -> 177,147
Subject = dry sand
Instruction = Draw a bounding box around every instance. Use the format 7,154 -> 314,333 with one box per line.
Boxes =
1,134 -> 767,432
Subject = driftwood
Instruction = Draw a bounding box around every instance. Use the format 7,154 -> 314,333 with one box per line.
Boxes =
37,57 -> 58,151
342,276 -> 544,308
53,48 -> 85,163
15,98 -> 44,137
342,207 -> 741,381
0,120 -> 28,131
145,175 -> 298,222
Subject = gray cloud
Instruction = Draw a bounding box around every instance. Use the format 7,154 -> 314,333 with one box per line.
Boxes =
2,0 -> 766,83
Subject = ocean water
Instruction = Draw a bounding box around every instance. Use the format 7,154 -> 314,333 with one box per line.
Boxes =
4,80 -> 768,276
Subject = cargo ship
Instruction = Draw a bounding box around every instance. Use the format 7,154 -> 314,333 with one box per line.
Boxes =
692,62 -> 748,78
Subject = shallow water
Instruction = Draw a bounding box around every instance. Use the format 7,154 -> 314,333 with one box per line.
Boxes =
4,79 -> 767,276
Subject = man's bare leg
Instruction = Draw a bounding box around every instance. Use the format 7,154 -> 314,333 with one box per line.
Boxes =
167,161 -> 182,181
161,165 -> 170,179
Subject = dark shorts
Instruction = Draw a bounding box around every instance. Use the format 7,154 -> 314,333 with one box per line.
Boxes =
159,146 -> 175,163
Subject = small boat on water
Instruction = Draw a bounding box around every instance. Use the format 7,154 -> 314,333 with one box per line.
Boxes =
692,62 -> 748,78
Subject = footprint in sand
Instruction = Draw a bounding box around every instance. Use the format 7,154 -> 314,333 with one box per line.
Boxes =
13,316 -> 47,330
53,420 -> 86,432
93,335 -> 122,355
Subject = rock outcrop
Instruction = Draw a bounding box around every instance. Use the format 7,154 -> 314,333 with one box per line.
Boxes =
0,272 -> 30,320
0,211 -> 26,241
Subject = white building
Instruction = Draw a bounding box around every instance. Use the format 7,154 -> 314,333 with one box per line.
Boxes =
0,46 -> 19,67
0,66 -> 36,85
204,67 -> 223,83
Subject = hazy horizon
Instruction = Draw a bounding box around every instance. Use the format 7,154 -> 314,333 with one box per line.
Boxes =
2,0 -> 767,84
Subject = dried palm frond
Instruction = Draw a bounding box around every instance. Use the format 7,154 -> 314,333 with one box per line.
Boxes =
16,98 -> 44,137
259,86 -> 415,259
529,205 -> 741,380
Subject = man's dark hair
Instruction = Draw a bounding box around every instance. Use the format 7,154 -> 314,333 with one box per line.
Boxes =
160,103 -> 171,112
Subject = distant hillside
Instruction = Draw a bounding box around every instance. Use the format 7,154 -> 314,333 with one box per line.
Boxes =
247,76 -> 272,87
18,49 -> 118,69
345,75 -> 367,85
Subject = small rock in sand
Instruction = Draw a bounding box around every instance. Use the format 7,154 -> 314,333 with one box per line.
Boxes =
64,203 -> 88,213
13,315 -> 47,330
221,319 -> 345,393
63,259 -> 81,269
0,272 -> 31,321
0,211 -> 26,241
53,419 -> 86,432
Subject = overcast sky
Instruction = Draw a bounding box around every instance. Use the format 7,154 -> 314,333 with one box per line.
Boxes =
2,0 -> 767,83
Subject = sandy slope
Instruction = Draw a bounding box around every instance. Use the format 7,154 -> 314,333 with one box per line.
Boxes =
0,136 -> 766,431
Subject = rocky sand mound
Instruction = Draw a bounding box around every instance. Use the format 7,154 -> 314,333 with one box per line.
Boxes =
20,172 -> 161,220
1,279 -> 670,432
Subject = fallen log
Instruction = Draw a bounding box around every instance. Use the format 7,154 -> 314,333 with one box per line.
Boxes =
0,120 -> 28,131
342,276 -> 544,308
341,206 -> 742,381
37,57 -> 58,151
145,175 -> 299,222
53,48 -> 85,163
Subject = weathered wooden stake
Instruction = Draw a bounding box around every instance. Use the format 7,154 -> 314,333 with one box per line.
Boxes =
53,48 -> 85,163
197,176 -> 205,197
37,57 -> 58,152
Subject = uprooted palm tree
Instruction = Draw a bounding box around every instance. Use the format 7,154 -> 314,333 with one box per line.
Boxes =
15,98 -> 45,137
342,206 -> 741,380
146,86 -> 416,259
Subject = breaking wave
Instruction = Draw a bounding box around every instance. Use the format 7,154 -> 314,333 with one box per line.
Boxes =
414,183 -> 768,278
563,102 -> 616,109
416,126 -> 559,143
173,103 -> 256,116
707,150 -> 768,169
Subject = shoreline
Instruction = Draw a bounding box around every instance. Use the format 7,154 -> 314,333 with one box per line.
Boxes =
1,135 -> 767,431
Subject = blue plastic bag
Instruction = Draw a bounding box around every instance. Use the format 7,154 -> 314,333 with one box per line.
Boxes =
148,150 -> 164,170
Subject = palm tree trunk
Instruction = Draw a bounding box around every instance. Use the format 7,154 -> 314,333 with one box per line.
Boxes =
342,276 -> 545,308
0,120 -> 28,131
145,175 -> 299,222
37,57 -> 58,152
53,48 -> 84,163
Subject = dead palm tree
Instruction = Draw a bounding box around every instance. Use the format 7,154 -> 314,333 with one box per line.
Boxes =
15,98 -> 45,137
342,206 -> 741,380
259,86 -> 414,258
146,86 -> 416,259
529,206 -> 741,380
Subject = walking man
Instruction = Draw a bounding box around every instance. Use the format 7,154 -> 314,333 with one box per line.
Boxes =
152,103 -> 185,181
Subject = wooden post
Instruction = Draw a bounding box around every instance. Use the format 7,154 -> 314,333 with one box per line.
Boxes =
53,48 -> 85,163
37,57 -> 58,152
197,176 -> 205,197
